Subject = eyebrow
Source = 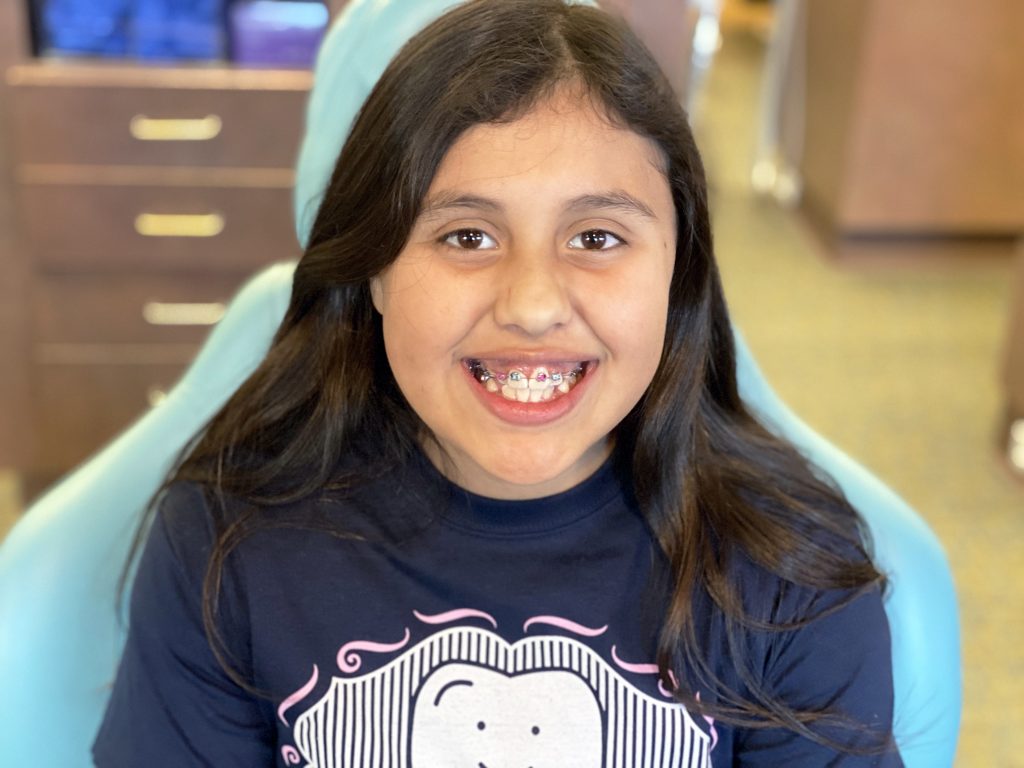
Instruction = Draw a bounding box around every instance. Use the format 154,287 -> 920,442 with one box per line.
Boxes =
419,189 -> 658,221
420,192 -> 502,218
565,191 -> 657,220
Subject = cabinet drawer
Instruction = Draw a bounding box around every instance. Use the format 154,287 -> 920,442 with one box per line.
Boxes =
33,273 -> 250,344
32,359 -> 194,472
9,75 -> 310,168
19,183 -> 300,271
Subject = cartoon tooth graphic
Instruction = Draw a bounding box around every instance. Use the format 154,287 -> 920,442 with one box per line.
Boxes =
288,626 -> 711,767
410,663 -> 604,767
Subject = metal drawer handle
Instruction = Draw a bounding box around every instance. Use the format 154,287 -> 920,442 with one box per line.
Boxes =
143,301 -> 226,326
134,213 -> 225,238
129,114 -> 223,141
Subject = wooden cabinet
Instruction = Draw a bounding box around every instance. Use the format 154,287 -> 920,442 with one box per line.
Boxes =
0,5 -> 336,497
0,1 -> 31,483
798,0 -> 1024,255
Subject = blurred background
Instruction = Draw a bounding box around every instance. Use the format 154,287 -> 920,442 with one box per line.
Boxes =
0,0 -> 1021,763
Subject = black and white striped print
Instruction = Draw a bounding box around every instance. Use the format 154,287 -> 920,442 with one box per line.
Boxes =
292,626 -> 711,767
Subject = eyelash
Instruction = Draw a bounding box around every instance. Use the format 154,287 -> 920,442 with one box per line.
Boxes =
439,228 -> 626,252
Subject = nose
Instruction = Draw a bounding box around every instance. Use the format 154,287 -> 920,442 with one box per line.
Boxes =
492,250 -> 572,336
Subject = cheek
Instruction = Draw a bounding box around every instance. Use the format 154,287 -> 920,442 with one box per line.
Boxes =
378,269 -> 484,388
621,303 -> 669,386
382,307 -> 441,399
591,271 -> 672,370
634,252 -> 674,360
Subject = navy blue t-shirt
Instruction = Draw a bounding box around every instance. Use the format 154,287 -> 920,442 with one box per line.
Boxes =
94,453 -> 902,767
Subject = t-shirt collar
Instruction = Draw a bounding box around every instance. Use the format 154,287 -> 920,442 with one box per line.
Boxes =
415,451 -> 628,536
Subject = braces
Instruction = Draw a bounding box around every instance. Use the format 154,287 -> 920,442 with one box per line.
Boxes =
466,359 -> 589,401
467,359 -> 585,386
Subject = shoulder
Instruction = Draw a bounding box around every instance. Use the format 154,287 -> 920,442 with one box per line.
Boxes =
151,460 -> 434,560
147,482 -> 239,577
712,555 -> 898,761
156,481 -> 216,545
731,542 -> 889,640
737,554 -> 894,721
140,481 -> 276,598
715,545 -> 893,692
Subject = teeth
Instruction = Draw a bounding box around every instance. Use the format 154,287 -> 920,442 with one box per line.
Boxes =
468,359 -> 587,403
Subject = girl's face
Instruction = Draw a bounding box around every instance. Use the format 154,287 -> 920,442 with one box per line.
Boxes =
371,88 -> 677,499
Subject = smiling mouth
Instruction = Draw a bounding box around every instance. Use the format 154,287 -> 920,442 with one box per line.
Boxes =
465,359 -> 591,403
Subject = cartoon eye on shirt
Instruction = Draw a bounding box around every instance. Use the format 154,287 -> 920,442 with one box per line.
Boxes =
410,663 -> 604,767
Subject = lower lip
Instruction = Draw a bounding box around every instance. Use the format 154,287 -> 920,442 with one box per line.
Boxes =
463,364 -> 595,426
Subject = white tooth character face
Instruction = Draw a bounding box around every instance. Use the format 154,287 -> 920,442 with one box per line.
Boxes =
410,663 -> 604,768
370,85 -> 677,499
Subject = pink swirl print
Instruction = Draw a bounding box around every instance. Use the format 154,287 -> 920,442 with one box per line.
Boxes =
336,628 -> 411,673
610,645 -> 659,675
278,665 -> 319,726
523,616 -> 608,637
413,608 -> 498,629
281,745 -> 302,765
611,645 -> 678,698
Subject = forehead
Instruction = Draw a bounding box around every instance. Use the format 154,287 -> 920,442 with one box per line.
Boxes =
427,87 -> 670,198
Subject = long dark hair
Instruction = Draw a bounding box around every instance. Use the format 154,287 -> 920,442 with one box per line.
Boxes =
153,0 -> 889,753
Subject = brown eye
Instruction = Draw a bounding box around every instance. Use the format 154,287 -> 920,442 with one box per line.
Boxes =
443,229 -> 496,250
457,230 -> 484,248
568,229 -> 623,251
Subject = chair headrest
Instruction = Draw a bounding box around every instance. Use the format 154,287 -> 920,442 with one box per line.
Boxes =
292,0 -> 464,248
292,0 -> 597,249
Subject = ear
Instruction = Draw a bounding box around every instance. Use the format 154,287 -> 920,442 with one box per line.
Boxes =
369,275 -> 385,315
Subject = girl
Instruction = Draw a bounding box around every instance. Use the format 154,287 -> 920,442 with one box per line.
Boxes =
95,1 -> 902,765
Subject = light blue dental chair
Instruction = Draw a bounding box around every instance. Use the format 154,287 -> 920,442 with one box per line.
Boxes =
0,1 -> 961,766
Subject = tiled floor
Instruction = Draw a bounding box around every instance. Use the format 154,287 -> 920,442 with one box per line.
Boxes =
2,7 -> 1021,767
